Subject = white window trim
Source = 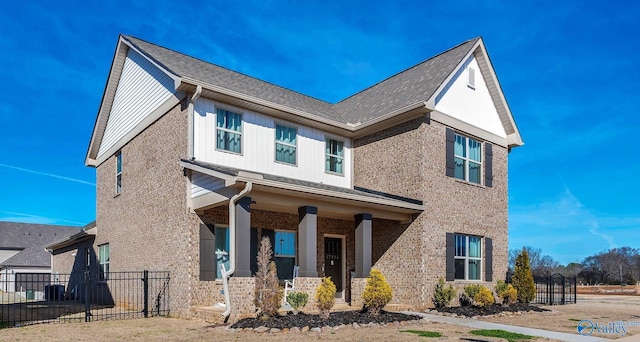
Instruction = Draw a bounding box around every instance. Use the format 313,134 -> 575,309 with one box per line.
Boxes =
454,234 -> 482,281
215,108 -> 243,155
454,133 -> 483,184
325,137 -> 345,176
274,124 -> 298,166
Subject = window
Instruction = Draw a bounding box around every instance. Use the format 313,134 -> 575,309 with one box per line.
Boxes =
454,134 -> 482,184
454,235 -> 481,280
216,108 -> 242,153
116,151 -> 122,194
274,231 -> 296,279
275,125 -> 297,165
99,244 -> 109,280
325,138 -> 344,174
215,227 -> 230,279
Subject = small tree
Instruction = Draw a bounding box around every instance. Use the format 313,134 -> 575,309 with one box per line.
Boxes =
433,277 -> 456,308
286,291 -> 308,315
512,249 -> 536,303
362,269 -> 393,316
315,277 -> 336,318
254,236 -> 282,318
474,286 -> 495,307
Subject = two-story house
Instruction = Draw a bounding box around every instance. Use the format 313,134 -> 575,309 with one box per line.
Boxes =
81,35 -> 522,321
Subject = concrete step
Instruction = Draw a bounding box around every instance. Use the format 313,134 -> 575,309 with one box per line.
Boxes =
190,305 -> 226,324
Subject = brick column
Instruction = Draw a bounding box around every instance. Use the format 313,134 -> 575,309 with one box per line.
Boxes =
298,206 -> 318,277
354,213 -> 372,278
235,196 -> 252,277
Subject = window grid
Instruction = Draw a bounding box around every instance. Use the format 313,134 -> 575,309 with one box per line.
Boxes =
116,152 -> 122,194
325,138 -> 344,174
454,234 -> 482,280
216,109 -> 242,153
275,125 -> 297,165
454,133 -> 482,184
99,243 -> 109,280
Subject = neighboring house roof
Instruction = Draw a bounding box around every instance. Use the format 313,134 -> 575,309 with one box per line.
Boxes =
0,221 -> 80,268
86,35 -> 522,165
45,222 -> 97,252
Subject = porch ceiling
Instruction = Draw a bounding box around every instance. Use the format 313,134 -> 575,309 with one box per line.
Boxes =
182,159 -> 424,222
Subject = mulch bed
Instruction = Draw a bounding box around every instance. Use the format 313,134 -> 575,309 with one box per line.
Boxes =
433,303 -> 549,317
231,309 -> 421,330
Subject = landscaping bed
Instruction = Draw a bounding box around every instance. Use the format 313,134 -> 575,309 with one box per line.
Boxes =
231,309 -> 421,330
431,303 -> 549,317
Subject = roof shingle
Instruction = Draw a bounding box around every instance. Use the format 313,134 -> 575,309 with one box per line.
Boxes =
0,222 -> 79,268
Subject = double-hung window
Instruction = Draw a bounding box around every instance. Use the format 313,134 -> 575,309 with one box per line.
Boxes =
275,125 -> 297,165
116,151 -> 122,194
325,138 -> 344,174
454,134 -> 482,184
454,234 -> 482,280
216,109 -> 242,153
274,230 -> 296,280
99,243 -> 110,280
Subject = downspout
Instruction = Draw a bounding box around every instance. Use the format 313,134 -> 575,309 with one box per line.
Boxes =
187,85 -> 202,160
221,181 -> 253,319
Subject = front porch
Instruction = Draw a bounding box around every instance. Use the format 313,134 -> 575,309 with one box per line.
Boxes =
182,159 -> 424,321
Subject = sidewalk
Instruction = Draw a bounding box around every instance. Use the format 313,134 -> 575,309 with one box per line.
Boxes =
406,312 -> 609,342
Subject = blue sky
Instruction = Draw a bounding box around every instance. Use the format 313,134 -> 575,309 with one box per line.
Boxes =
0,1 -> 638,265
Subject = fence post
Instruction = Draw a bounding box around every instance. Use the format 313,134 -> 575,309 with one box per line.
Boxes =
84,270 -> 91,322
143,270 -> 149,318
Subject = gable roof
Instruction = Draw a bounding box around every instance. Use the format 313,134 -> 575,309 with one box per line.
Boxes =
87,35 -> 522,165
0,221 -> 80,268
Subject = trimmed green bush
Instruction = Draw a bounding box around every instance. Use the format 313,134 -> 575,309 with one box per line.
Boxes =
315,277 -> 336,318
495,280 -> 517,305
474,286 -> 495,307
362,269 -> 393,316
433,277 -> 456,308
512,249 -> 536,303
286,291 -> 308,315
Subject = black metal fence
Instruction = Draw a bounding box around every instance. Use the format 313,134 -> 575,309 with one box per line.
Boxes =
0,270 -> 169,327
532,273 -> 577,305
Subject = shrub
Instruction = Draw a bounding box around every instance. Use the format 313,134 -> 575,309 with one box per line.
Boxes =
286,291 -> 308,315
433,277 -> 456,308
460,284 -> 483,306
512,249 -> 536,303
362,269 -> 393,316
474,286 -> 495,307
315,277 -> 336,318
254,236 -> 282,318
495,280 -> 517,305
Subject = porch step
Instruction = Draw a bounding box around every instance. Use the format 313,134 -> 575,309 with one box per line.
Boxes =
190,305 -> 226,324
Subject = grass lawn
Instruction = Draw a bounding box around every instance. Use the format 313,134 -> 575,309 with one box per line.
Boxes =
471,329 -> 535,342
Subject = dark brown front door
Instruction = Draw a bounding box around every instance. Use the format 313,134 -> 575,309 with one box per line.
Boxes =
324,237 -> 342,292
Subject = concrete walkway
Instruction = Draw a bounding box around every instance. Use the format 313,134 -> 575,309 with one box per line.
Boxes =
405,312 -> 609,342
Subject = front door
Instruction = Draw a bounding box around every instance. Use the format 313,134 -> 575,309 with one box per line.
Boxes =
324,237 -> 343,297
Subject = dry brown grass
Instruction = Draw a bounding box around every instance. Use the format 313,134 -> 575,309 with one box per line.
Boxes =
577,285 -> 640,296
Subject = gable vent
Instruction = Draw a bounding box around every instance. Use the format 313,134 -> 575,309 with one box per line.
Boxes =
467,67 -> 476,89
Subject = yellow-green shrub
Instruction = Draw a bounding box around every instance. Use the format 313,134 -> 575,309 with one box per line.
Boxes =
362,269 -> 392,316
460,284 -> 483,306
433,277 -> 456,308
474,286 -> 495,307
315,277 -> 336,318
495,280 -> 517,305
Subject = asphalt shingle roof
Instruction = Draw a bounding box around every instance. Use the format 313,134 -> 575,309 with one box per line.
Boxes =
0,222 -> 79,268
122,35 -> 479,126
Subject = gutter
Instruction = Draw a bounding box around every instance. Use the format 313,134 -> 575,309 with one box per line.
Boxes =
221,181 -> 253,319
187,85 -> 202,160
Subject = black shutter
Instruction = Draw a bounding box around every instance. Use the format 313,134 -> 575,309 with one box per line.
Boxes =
199,224 -> 216,281
485,143 -> 493,187
445,128 -> 455,178
250,228 -> 258,275
485,237 -> 493,282
446,233 -> 455,281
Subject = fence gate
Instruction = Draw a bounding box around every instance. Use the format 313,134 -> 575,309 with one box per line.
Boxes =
1,270 -> 170,327
533,273 -> 577,305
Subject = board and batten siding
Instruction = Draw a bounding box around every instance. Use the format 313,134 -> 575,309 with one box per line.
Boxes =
193,97 -> 352,188
98,49 -> 177,158
434,56 -> 506,139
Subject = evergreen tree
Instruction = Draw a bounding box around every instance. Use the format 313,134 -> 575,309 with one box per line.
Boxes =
512,249 -> 536,303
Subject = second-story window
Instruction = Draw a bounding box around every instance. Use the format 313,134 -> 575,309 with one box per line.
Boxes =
216,108 -> 242,154
454,133 -> 482,184
325,138 -> 344,174
116,151 -> 122,194
275,125 -> 297,165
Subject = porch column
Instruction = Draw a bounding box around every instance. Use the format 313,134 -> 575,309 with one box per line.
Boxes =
298,206 -> 318,277
354,213 -> 372,278
235,196 -> 252,277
